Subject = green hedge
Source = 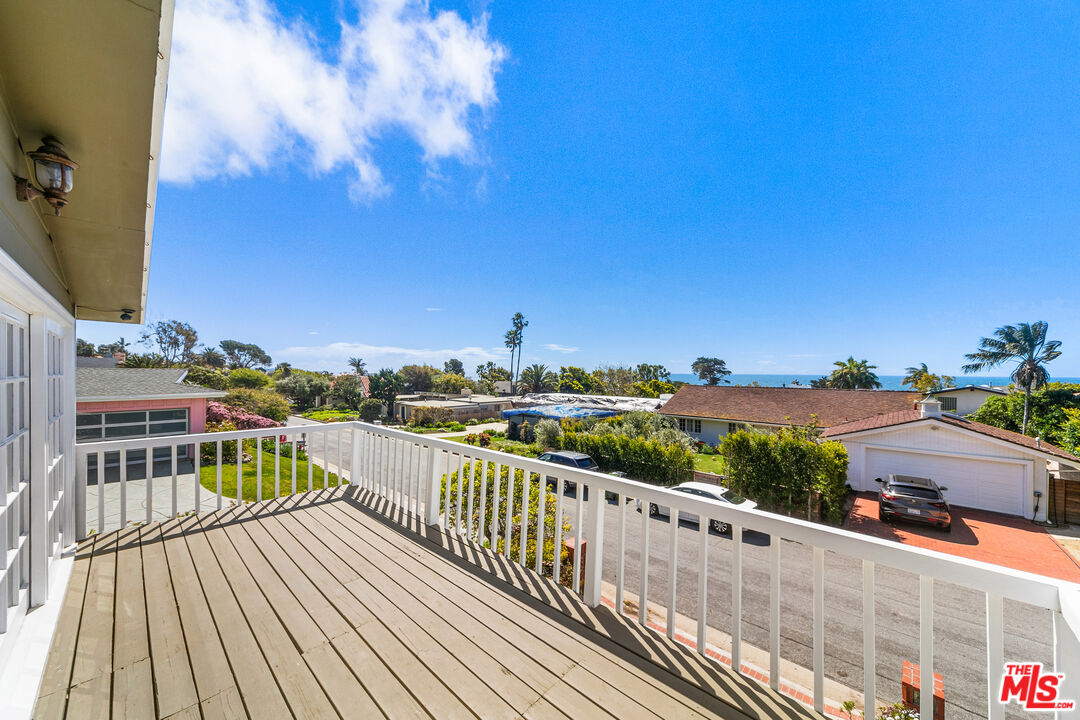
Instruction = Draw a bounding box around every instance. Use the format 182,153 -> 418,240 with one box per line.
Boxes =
719,426 -> 849,523
560,431 -> 693,486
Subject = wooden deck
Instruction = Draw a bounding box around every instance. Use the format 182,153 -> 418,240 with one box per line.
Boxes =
34,487 -> 821,719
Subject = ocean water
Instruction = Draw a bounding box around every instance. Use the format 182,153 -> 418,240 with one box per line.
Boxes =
668,373 -> 1080,391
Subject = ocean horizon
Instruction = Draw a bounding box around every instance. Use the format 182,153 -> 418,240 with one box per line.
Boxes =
667,373 -> 1080,392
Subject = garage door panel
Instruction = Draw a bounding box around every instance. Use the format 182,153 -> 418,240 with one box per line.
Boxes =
865,448 -> 1025,516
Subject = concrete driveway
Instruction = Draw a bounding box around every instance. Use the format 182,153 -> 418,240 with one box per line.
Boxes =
844,493 -> 1080,583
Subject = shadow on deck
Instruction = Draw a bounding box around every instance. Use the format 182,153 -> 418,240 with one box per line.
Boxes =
35,487 -> 822,719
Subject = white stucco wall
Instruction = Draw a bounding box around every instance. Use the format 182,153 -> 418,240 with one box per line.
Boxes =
839,421 -> 1050,520
935,388 -> 1000,416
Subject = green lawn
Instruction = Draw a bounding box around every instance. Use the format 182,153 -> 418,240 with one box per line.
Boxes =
300,409 -> 359,422
199,450 -> 341,503
693,453 -> 727,475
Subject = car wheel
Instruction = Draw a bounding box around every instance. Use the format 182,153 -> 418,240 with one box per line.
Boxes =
878,508 -> 888,522
648,503 -> 659,517
710,519 -> 729,534
943,522 -> 952,533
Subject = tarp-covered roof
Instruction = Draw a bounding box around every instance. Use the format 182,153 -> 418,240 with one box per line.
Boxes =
503,405 -> 618,420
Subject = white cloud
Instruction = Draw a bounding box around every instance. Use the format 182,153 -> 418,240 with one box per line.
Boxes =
161,0 -> 506,199
308,330 -> 319,335
543,344 -> 579,354
425,307 -> 443,312
275,341 -> 507,371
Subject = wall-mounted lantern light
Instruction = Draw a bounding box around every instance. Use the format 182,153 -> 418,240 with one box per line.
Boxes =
14,137 -> 79,215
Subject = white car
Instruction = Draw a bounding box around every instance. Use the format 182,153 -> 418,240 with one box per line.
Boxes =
635,481 -> 756,534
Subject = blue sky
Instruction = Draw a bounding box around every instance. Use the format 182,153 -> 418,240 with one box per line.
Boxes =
79,1 -> 1080,377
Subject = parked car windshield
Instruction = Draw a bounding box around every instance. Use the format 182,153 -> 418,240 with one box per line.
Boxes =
720,489 -> 746,504
575,458 -> 594,468
889,484 -> 941,500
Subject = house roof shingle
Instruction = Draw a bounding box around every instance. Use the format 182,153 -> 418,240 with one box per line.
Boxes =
76,368 -> 227,402
658,385 -> 920,427
823,409 -> 1080,464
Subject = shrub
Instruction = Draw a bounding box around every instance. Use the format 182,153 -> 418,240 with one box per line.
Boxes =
534,418 -> 562,450
519,420 -> 534,443
719,424 -> 849,523
358,398 -> 383,422
184,365 -> 229,390
477,432 -> 492,447
561,431 -> 694,486
276,373 -> 331,410
432,372 -> 472,394
223,388 -> 290,422
206,400 -> 280,430
228,367 -> 270,389
464,434 -> 480,446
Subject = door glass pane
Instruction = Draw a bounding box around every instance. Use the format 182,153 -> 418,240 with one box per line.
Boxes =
149,409 -> 187,421
149,421 -> 187,435
76,413 -> 102,427
76,428 -> 103,441
104,424 -> 149,439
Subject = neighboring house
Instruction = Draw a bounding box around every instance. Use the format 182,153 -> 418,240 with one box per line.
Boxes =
929,384 -> 1007,416
76,367 -> 226,440
395,392 -> 515,423
75,352 -> 126,368
825,396 -> 1080,520
659,385 -> 921,443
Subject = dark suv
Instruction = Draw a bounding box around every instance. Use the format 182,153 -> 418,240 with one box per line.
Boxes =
875,474 -> 951,532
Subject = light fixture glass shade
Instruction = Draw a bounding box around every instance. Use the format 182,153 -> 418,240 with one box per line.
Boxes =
34,158 -> 65,191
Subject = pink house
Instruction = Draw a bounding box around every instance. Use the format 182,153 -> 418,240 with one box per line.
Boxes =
76,367 -> 226,442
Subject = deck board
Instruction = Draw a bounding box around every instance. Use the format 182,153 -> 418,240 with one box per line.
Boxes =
36,487 -> 824,720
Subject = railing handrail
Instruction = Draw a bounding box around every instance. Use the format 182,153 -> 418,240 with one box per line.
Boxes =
75,420 -> 1079,610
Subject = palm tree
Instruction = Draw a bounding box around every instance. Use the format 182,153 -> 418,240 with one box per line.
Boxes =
902,363 -> 931,390
963,321 -> 1062,434
828,357 -> 882,389
503,312 -> 528,393
519,363 -> 556,393
274,362 -> 293,378
902,363 -> 955,394
348,357 -> 367,375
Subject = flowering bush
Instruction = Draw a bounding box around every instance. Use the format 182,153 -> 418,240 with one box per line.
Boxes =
206,401 -> 280,430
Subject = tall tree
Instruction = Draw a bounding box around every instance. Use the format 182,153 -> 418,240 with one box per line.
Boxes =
368,368 -> 404,416
691,357 -> 732,386
141,320 -> 199,364
76,338 -> 96,356
193,347 -> 227,368
963,321 -> 1062,434
633,364 -> 670,383
348,357 -> 367,375
902,363 -> 955,394
219,340 -> 272,369
519,363 -> 557,393
443,358 -> 465,376
504,312 -> 528,393
592,365 -> 635,395
475,362 -> 511,393
827,357 -> 882,389
557,366 -> 602,394
398,364 -> 439,392
273,362 -> 293,378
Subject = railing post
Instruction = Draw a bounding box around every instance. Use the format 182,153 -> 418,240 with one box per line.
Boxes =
1054,586 -> 1080,720
423,444 -> 441,526
583,480 -> 605,607
75,449 -> 87,541
28,314 -> 48,606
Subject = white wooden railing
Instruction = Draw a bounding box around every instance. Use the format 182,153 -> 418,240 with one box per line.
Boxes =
75,421 -> 1080,719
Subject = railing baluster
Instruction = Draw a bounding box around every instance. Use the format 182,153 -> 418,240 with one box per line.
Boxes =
920,575 -> 933,720
291,439 -> 298,496
337,428 -> 343,488
146,445 -> 154,524
490,463 -> 502,550
237,436 -> 243,504
119,449 -> 127,528
552,477 -> 564,582
467,458 -> 477,540
696,515 -> 708,655
770,535 -> 781,689
455,453 -> 465,535
398,438 -> 407,506
986,592 -> 1003,720
94,451 -> 104,533
616,493 -> 626,615
274,435 -> 280,498
194,442 -> 201,512
307,432 -> 314,492
813,545 -> 824,712
572,483 -> 583,594
667,509 -> 678,639
256,435 -> 262,501
639,498 -> 649,625
503,464 -> 514,555
478,459 -> 488,543
863,559 -> 876,715
170,444 -> 178,518
216,440 -> 222,510
534,472 -> 545,573
520,468 -> 531,567
732,524 -> 743,674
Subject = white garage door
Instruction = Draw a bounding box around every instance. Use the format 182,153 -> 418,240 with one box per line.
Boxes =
865,448 -> 1026,516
